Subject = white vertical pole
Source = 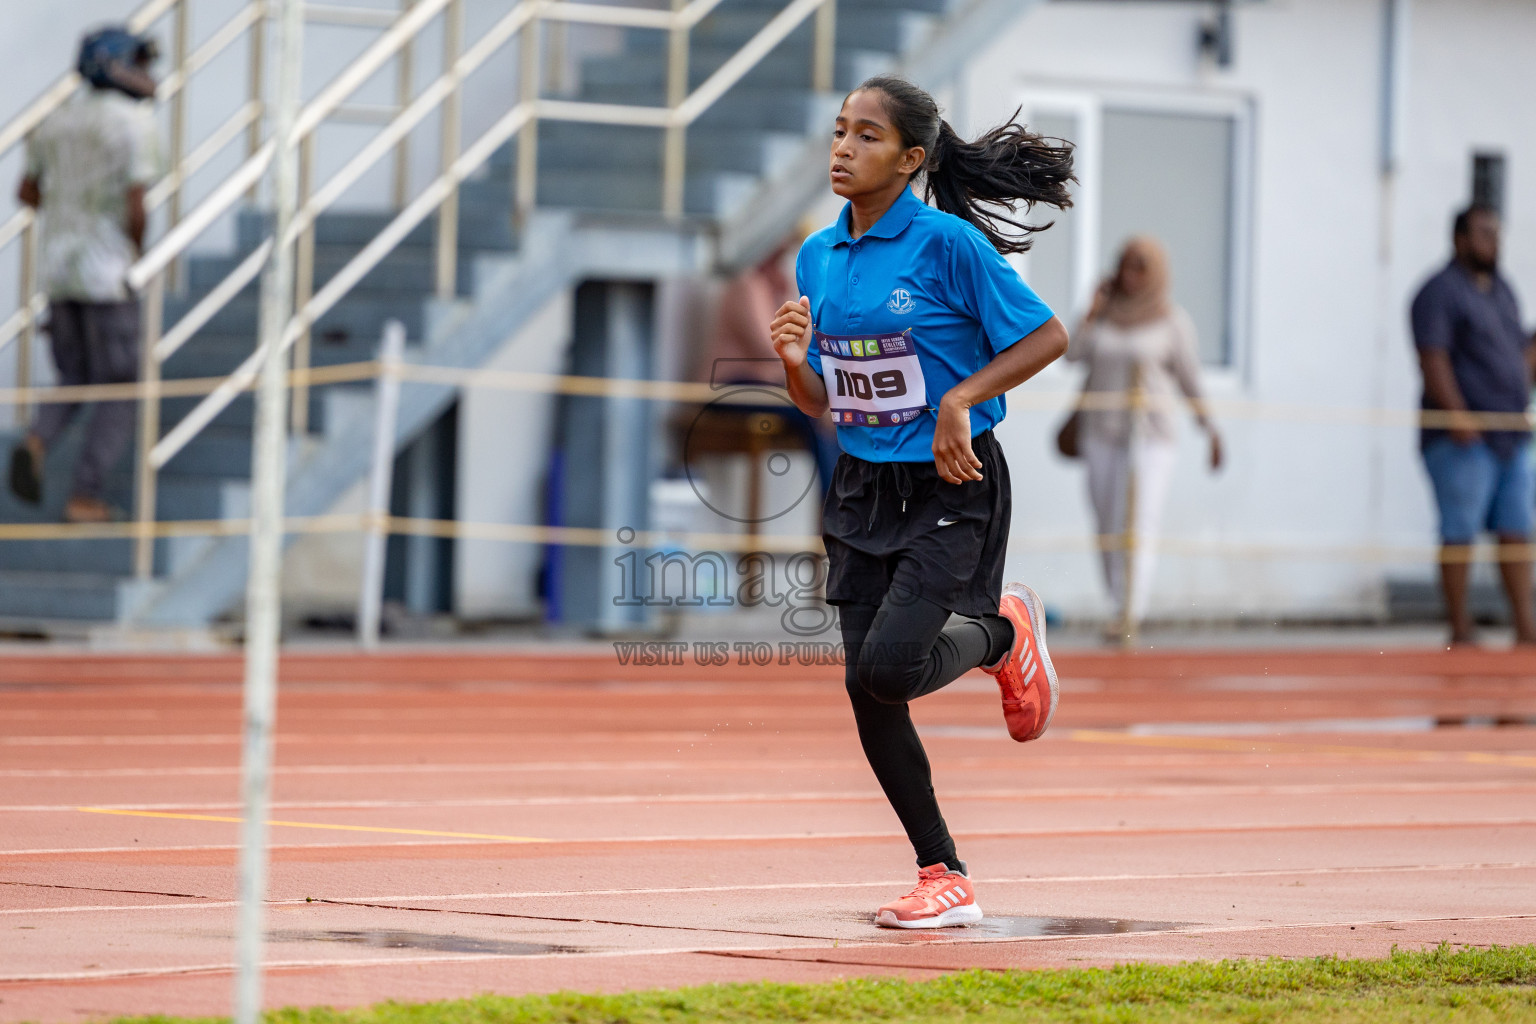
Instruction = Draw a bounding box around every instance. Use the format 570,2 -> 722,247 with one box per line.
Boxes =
393,0 -> 417,209
1380,0 -> 1411,179
15,216 -> 36,428
167,0 -> 190,291
133,275 -> 165,580
1116,364 -> 1142,649
661,0 -> 688,220
235,0 -> 303,1021
598,285 -> 649,634
515,15 -> 540,221
358,320 -> 405,649
811,0 -> 836,93
435,0 -> 464,300
1369,0 -> 1410,557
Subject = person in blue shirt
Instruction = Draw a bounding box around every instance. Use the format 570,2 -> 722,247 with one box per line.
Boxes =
769,75 -> 1072,929
1412,204 -> 1536,646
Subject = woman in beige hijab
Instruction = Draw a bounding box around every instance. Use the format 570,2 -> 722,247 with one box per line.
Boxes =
1066,236 -> 1222,636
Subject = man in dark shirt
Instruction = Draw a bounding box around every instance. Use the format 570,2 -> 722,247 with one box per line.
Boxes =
1412,204 -> 1536,645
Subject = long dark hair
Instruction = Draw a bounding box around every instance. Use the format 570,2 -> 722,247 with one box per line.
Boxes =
854,75 -> 1075,255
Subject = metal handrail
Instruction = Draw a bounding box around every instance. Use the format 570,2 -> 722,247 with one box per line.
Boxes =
144,100 -> 264,211
675,0 -> 828,123
129,143 -> 275,290
306,3 -> 397,27
4,0 -> 840,578
30,0 -> 830,329
156,2 -> 265,103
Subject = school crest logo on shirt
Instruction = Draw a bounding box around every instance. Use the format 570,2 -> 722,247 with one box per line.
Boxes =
886,288 -> 915,315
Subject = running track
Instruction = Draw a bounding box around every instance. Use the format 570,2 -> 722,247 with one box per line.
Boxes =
1,648 -> 1534,1022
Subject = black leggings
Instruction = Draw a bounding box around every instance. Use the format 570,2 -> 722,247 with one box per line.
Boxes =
841,588 -> 1004,869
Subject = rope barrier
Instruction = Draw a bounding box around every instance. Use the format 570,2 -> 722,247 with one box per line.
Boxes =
0,513 -> 819,552
4,355 -> 1534,567
4,511 -> 1535,566
0,362 -> 380,406
1,356 -> 1532,431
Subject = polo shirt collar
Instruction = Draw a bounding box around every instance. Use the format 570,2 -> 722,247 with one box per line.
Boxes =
1449,258 -> 1505,295
829,186 -> 923,247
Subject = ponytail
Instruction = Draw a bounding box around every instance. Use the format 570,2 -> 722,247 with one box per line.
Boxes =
854,75 -> 1075,255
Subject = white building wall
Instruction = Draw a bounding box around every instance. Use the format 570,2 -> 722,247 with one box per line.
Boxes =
5,0 -> 1535,622
453,290 -> 569,620
961,0 -> 1536,621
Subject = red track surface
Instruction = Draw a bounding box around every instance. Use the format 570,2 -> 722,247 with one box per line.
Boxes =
2,647 -> 1535,1022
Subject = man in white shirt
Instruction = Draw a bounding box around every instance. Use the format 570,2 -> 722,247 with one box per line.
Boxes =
9,28 -> 161,523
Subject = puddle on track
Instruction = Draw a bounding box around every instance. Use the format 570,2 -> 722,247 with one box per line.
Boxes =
269,919 -> 1187,957
269,929 -> 587,956
837,913 -> 1189,939
962,916 -> 1187,938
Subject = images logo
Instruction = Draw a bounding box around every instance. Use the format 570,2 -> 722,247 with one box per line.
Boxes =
886,288 -> 915,315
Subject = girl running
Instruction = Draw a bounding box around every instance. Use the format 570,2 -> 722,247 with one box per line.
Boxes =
769,76 -> 1074,928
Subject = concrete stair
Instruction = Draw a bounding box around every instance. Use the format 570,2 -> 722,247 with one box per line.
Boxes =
0,0 -> 1032,631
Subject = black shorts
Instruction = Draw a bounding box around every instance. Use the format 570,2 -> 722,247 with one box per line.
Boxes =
822,430 -> 1011,618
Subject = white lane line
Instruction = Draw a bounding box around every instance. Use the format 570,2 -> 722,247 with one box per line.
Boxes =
6,743 -> 1484,779
8,817 -> 1536,858
0,704 -> 848,722
3,913 -> 1532,984
0,839 -> 495,857
6,779 -> 1535,814
0,731 -> 715,746
924,715 -> 1525,741
1126,716 -> 1443,736
322,861 -> 1536,905
1142,912 -> 1536,943
6,861 -> 1536,916
0,682 -> 839,698
0,759 -> 866,778
0,941 -> 857,983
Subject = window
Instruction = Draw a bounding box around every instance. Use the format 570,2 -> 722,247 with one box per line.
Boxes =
1021,112 -> 1081,321
1472,152 -> 1506,215
1018,92 -> 1250,368
1100,109 -> 1235,365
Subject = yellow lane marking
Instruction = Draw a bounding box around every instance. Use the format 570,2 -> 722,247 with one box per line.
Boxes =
1065,729 -> 1536,769
78,807 -> 548,844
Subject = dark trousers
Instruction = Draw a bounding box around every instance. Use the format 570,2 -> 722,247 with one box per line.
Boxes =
841,588 -> 999,869
32,300 -> 140,500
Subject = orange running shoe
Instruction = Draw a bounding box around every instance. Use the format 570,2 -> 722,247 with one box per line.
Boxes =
875,863 -> 981,929
983,582 -> 1059,742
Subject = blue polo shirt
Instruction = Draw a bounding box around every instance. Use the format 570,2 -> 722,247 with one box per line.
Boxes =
1411,260 -> 1532,459
797,186 -> 1054,463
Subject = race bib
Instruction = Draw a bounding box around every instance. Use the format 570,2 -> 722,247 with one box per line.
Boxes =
814,329 -> 929,427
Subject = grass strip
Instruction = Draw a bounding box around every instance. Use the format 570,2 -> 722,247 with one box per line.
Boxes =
110,944 -> 1536,1024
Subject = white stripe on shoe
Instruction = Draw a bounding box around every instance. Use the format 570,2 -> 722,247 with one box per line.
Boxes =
1004,582 -> 1060,738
